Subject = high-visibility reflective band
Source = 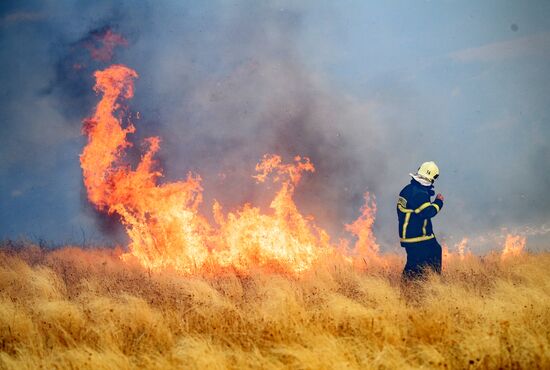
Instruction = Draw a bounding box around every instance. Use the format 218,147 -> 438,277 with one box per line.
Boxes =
414,202 -> 439,214
397,204 -> 413,213
402,213 -> 411,238
400,234 -> 435,243
422,219 -> 428,236
414,202 -> 432,213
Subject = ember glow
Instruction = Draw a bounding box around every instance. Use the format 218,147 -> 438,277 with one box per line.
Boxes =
80,65 -> 377,274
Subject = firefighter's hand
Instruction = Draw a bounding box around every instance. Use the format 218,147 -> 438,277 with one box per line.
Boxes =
436,193 -> 444,201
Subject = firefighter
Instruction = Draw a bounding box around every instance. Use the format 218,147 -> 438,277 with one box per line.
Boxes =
397,161 -> 444,279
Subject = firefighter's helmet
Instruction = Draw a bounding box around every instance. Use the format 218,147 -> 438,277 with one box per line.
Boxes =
416,161 -> 439,183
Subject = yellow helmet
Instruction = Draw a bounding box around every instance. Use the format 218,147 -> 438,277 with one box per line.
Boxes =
416,161 -> 439,183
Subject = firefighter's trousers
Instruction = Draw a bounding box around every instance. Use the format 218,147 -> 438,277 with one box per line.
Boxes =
402,238 -> 442,279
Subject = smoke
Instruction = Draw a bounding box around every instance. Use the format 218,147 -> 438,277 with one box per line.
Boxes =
112,1 -> 387,242
68,1 -> 385,241
1,0 -> 549,251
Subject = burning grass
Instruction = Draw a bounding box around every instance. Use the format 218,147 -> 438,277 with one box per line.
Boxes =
79,64 -> 383,275
1,243 -> 549,369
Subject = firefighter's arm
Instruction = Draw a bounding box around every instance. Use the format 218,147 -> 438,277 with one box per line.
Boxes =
414,195 -> 443,219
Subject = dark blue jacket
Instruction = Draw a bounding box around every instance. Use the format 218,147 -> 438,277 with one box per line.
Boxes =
397,179 -> 443,246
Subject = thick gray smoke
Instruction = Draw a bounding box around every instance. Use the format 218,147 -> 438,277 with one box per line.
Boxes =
1,1 -> 549,251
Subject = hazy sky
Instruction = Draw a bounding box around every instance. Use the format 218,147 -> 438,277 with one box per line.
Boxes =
1,1 -> 549,252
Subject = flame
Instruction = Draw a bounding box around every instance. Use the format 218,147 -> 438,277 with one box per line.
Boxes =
212,155 -> 333,272
455,237 -> 469,261
85,29 -> 128,62
441,242 -> 450,270
81,65 -> 378,274
81,65 -> 211,272
345,192 -> 379,257
501,234 -> 526,260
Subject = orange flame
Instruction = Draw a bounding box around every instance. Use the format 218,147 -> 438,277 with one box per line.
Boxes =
212,155 -> 331,272
501,234 -> 526,260
80,65 -> 378,274
441,243 -> 451,270
85,29 -> 128,62
345,192 -> 379,257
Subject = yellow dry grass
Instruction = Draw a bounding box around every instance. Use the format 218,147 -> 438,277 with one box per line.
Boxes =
0,244 -> 549,369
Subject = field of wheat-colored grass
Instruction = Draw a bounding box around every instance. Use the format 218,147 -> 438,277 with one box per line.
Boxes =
0,243 -> 549,369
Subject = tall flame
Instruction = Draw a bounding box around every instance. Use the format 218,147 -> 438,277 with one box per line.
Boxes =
81,65 -> 211,272
345,192 -> 379,257
81,65 -> 378,274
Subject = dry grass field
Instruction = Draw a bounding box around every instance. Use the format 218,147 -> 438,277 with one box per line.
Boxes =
1,243 -> 549,369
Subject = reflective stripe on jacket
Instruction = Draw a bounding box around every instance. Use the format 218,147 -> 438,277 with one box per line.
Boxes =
397,179 -> 443,245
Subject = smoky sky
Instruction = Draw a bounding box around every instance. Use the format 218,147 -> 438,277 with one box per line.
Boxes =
0,0 -> 549,252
